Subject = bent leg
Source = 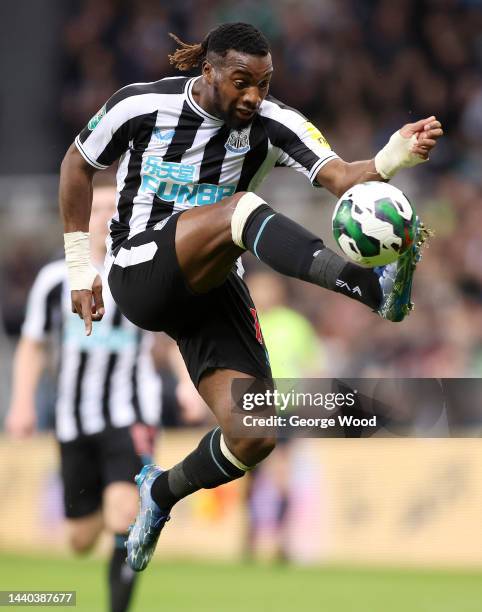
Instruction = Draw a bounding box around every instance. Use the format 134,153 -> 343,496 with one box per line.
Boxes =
175,191 -> 381,308
60,437 -> 104,554
150,369 -> 276,513
198,369 -> 276,465
103,482 -> 139,534
66,511 -> 103,554
175,193 -> 245,293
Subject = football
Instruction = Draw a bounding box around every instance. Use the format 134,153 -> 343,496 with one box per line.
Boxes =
332,181 -> 416,267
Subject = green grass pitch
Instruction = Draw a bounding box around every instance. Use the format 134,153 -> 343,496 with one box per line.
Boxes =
1,554 -> 482,611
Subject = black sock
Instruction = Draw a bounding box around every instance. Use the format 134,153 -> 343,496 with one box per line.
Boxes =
108,535 -> 137,612
242,204 -> 382,310
242,204 -> 324,280
151,427 -> 246,512
333,262 -> 382,309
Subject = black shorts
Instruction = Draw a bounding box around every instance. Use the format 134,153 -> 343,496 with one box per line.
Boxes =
59,426 -> 143,519
108,213 -> 272,387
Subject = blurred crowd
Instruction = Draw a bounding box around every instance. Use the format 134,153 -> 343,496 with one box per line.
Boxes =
59,0 -> 482,163
2,0 -> 482,390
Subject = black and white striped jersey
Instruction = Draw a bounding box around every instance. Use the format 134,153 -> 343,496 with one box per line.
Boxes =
75,76 -> 339,253
22,260 -> 162,442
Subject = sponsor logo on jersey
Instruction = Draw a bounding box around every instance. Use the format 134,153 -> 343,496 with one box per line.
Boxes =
152,128 -> 175,143
64,317 -> 137,350
140,156 -> 236,205
304,122 -> 330,149
335,279 -> 362,296
155,181 -> 236,205
143,157 -> 195,184
88,105 -> 106,130
225,127 -> 251,154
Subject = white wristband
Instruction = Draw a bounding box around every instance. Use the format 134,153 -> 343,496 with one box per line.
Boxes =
375,130 -> 428,180
64,232 -> 98,291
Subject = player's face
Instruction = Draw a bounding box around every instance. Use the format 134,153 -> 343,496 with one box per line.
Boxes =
205,51 -> 273,129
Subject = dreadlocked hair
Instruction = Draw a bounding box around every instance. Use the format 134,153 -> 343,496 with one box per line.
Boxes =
168,33 -> 206,71
168,23 -> 270,72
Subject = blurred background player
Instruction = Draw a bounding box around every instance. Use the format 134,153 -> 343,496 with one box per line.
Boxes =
5,184 -> 162,612
245,272 -> 324,561
247,272 -> 324,380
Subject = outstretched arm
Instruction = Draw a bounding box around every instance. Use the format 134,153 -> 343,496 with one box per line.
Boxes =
316,116 -> 444,197
59,144 -> 104,336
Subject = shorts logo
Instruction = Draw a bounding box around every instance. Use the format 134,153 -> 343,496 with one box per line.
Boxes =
153,128 -> 175,143
250,308 -> 264,345
225,127 -> 251,154
88,105 -> 106,130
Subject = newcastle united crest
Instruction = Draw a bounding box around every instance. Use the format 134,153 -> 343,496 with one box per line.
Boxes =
225,127 -> 251,154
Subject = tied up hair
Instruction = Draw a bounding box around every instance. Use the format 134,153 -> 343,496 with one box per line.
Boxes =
168,22 -> 270,71
168,32 -> 207,71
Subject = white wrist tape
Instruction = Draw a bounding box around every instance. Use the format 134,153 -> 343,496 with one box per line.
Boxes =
375,130 -> 428,180
231,192 -> 266,248
64,232 -> 98,291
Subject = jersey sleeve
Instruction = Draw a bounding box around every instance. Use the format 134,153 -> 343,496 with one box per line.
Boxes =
22,262 -> 64,342
74,83 -> 153,170
261,99 -> 339,187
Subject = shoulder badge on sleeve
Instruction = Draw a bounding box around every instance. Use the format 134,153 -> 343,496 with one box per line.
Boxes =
88,104 -> 107,131
304,121 -> 330,149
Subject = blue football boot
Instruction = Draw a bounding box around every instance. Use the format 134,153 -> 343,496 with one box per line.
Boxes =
375,217 -> 432,322
126,464 -> 170,572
